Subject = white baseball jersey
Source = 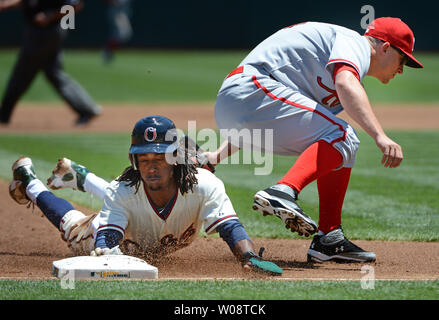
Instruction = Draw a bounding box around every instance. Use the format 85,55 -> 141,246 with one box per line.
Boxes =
95,168 -> 238,253
214,22 -> 370,167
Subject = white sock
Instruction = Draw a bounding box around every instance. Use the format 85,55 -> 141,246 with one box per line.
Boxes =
83,173 -> 110,200
26,179 -> 49,203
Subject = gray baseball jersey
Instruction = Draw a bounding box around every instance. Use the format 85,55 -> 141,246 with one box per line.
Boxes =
215,22 -> 370,167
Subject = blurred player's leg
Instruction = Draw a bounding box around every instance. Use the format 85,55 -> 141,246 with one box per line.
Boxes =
102,0 -> 133,64
0,27 -> 49,124
43,46 -> 101,125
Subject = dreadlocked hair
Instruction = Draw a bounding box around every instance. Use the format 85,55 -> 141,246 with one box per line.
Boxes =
116,137 -> 199,195
173,136 -> 199,195
116,165 -> 143,193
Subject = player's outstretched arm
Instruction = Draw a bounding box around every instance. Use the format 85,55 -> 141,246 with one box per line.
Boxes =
217,220 -> 282,275
233,239 -> 283,276
90,229 -> 124,256
203,140 -> 240,166
335,70 -> 403,168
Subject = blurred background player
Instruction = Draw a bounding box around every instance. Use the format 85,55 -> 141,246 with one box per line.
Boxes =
101,0 -> 133,64
0,0 -> 102,126
8,115 -> 282,275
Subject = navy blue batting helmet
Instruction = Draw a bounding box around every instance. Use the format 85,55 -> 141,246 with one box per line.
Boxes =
129,116 -> 178,155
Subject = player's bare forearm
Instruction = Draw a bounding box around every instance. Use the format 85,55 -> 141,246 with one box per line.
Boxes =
232,239 -> 283,275
335,71 -> 385,139
232,239 -> 260,271
232,239 -> 256,260
335,71 -> 403,168
207,140 -> 240,165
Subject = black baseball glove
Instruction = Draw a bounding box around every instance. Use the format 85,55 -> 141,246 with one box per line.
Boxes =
180,135 -> 216,173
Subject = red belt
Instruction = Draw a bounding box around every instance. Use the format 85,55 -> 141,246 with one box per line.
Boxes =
226,66 -> 244,78
226,65 -> 276,80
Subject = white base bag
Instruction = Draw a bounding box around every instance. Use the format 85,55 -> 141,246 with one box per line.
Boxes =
52,255 -> 158,280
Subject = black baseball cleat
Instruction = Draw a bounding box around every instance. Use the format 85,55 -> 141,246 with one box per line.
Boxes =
75,113 -> 96,126
0,114 -> 10,125
307,227 -> 376,263
252,184 -> 317,237
75,107 -> 102,127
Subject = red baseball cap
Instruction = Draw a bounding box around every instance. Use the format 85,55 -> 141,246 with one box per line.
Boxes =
364,17 -> 423,68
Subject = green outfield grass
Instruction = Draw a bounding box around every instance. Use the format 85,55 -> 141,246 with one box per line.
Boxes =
0,49 -> 246,103
0,49 -> 438,301
0,50 -> 438,103
0,280 -> 438,300
0,130 -> 438,242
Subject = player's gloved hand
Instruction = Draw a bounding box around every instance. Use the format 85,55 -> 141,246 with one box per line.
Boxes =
241,248 -> 283,276
181,136 -> 216,173
90,245 -> 123,256
194,151 -> 216,173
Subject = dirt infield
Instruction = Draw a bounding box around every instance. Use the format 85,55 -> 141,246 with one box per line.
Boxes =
0,102 -> 438,133
0,103 -> 438,281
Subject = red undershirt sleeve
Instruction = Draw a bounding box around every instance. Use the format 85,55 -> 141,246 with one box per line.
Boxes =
332,62 -> 360,84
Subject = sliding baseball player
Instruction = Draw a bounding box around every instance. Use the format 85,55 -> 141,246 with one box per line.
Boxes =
8,116 -> 282,275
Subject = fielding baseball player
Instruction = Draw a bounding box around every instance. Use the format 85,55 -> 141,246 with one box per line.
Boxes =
8,116 -> 282,275
208,17 -> 423,263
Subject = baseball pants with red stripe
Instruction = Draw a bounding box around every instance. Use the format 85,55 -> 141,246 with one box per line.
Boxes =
214,65 -> 359,169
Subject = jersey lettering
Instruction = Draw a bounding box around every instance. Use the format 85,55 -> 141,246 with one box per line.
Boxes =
179,223 -> 196,243
317,76 -> 340,107
160,223 -> 196,249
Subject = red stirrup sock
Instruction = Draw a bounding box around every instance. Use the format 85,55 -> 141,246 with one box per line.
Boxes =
277,140 -> 343,193
317,167 -> 352,234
